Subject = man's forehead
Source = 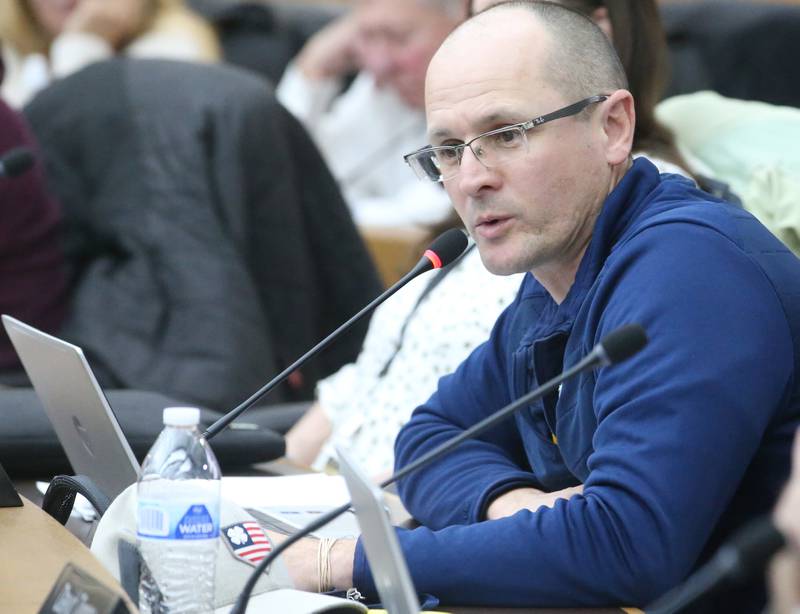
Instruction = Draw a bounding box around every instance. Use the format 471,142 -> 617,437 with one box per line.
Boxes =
425,71 -> 553,140
424,15 -> 554,137
427,26 -> 547,95
427,104 -> 527,139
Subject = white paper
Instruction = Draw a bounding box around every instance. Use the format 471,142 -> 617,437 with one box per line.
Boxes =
220,474 -> 351,509
221,475 -> 359,538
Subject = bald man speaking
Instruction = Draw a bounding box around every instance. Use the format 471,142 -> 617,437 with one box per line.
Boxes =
272,3 -> 800,611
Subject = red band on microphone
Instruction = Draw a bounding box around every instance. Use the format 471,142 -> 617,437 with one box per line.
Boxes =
424,249 -> 443,269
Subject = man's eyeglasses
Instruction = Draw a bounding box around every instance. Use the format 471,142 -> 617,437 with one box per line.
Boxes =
404,95 -> 608,183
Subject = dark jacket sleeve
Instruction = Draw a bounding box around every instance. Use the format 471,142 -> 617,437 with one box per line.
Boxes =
354,222 -> 794,607
23,58 -> 380,408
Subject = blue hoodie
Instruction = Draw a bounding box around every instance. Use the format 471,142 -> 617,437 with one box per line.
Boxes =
352,158 -> 800,609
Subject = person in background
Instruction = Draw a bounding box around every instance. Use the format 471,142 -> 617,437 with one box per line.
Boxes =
0,0 -> 220,108
655,88 -> 800,257
276,0 -> 464,228
285,213 -> 522,479
771,429 -> 800,614
0,58 -> 67,372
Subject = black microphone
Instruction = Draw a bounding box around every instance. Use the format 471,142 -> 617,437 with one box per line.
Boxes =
0,147 -> 35,179
203,228 -> 470,440
646,516 -> 786,614
229,323 -> 648,614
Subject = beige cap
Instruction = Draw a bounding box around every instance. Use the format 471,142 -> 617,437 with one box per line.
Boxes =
91,484 -> 293,608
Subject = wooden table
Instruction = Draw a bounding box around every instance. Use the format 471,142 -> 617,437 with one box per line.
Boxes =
0,495 -> 137,613
359,224 -> 430,287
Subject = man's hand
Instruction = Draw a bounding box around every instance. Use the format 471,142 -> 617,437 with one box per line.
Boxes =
63,0 -> 146,49
774,430 -> 800,551
266,530 -> 356,592
768,550 -> 800,614
294,13 -> 361,81
486,484 -> 584,520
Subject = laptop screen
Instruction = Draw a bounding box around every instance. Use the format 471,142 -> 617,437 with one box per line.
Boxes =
336,446 -> 420,614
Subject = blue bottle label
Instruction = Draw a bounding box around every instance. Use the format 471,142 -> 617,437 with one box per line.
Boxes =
138,499 -> 219,540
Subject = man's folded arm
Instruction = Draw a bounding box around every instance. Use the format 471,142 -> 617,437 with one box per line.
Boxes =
366,332 -> 788,604
394,291 -> 544,528
360,226 -> 796,606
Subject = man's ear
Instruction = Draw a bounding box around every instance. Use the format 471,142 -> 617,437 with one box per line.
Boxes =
601,89 -> 635,166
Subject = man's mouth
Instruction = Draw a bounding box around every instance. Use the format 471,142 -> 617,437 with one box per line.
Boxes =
475,215 -> 512,239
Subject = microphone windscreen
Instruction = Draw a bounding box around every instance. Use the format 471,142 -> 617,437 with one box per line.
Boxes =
0,148 -> 34,178
599,324 -> 648,364
426,228 -> 469,269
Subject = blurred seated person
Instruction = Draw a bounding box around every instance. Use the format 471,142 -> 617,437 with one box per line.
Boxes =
0,0 -> 220,107
286,215 -> 523,479
276,0 -> 464,228
771,429 -> 800,614
0,59 -> 67,372
657,91 -> 800,256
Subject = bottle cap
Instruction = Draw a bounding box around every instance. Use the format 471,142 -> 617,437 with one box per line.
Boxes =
163,407 -> 201,427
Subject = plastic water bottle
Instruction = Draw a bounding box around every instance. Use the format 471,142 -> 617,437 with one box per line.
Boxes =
137,407 -> 221,613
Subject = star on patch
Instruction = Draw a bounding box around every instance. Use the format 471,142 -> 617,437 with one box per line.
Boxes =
221,521 -> 273,567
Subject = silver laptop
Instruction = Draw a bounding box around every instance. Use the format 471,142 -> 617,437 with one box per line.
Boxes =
336,446 -> 420,614
3,315 -> 140,499
4,315 -> 361,538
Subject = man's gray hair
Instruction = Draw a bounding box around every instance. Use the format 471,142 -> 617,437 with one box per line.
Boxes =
474,1 -> 628,104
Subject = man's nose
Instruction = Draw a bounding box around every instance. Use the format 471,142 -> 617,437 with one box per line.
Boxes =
456,146 -> 501,196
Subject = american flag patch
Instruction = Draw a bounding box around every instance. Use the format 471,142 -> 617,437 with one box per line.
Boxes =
221,521 -> 273,567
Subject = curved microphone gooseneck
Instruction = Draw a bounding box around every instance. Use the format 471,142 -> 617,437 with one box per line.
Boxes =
203,228 -> 470,441
229,324 -> 649,614
646,516 -> 785,614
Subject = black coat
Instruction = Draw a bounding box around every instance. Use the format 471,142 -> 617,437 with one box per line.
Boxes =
24,58 -> 382,410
